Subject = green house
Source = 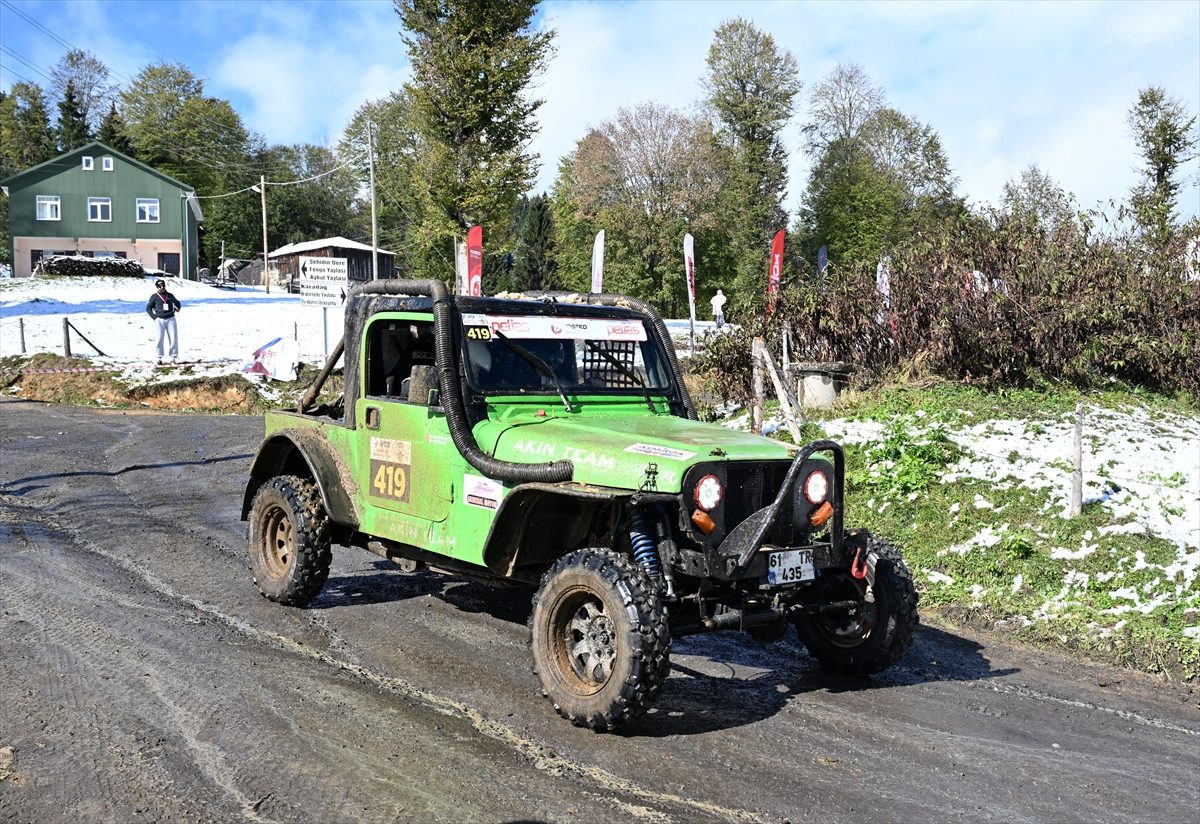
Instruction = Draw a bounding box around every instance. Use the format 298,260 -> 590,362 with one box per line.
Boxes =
0,140 -> 203,278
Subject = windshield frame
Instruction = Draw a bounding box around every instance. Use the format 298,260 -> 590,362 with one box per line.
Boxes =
455,302 -> 680,403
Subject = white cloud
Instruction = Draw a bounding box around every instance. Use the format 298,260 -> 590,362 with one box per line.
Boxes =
5,0 -> 1196,219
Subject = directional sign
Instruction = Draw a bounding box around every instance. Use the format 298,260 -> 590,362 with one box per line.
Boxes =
298,256 -> 348,307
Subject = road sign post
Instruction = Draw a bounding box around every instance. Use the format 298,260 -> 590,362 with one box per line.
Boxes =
299,256 -> 348,361
298,256 -> 349,308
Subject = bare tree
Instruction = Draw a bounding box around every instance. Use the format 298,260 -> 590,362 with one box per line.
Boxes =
565,102 -> 727,311
50,49 -> 118,133
802,61 -> 884,173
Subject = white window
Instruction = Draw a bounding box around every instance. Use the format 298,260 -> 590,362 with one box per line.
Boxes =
82,156 -> 94,170
88,197 -> 112,222
36,195 -> 61,221
136,198 -> 160,223
102,156 -> 114,171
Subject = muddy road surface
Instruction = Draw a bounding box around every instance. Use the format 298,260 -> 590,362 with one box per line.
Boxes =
1,398 -> 1197,824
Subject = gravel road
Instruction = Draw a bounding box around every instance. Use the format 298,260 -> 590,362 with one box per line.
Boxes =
1,398 -> 1197,824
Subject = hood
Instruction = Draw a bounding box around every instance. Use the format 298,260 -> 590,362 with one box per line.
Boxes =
478,410 -> 795,492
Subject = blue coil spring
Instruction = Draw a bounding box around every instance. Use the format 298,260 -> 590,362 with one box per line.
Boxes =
628,507 -> 661,579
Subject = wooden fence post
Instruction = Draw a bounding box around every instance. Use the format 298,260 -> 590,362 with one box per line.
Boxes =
62,317 -> 72,358
751,337 -> 765,435
19,318 -> 26,354
758,346 -> 806,444
1070,404 -> 1083,517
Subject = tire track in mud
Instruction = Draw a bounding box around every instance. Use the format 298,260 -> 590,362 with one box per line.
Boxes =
1,511 -> 262,823
1,497 -> 765,824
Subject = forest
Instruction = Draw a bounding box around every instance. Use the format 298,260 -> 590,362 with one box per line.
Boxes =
1,1 -> 1196,392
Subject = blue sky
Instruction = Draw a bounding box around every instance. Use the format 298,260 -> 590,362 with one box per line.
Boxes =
2,0 -> 1197,219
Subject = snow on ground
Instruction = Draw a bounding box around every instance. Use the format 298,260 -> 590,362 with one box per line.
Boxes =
0,275 -> 344,377
822,408 -> 1200,551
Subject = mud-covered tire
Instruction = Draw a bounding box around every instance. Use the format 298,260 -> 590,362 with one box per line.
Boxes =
529,548 -> 671,731
794,533 -> 918,675
247,475 -> 332,607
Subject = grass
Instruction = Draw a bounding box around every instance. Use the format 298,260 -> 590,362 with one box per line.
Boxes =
755,380 -> 1200,681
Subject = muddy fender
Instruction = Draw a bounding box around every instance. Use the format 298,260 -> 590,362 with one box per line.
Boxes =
242,430 -> 359,529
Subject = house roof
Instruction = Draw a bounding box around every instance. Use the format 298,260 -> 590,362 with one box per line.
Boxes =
269,236 -> 393,258
0,140 -> 197,194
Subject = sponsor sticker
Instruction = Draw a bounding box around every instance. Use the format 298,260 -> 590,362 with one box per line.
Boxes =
624,443 -> 696,461
463,473 -> 504,510
624,441 -> 700,460
468,314 -> 647,342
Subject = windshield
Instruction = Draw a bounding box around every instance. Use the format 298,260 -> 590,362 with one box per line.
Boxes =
461,313 -> 673,395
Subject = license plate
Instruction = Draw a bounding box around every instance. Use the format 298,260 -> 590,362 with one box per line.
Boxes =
763,549 -> 815,587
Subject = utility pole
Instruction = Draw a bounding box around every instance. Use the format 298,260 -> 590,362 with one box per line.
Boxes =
259,175 -> 270,294
367,121 -> 379,281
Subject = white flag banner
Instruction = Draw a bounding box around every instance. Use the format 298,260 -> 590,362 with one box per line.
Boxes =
591,229 -> 605,294
684,233 -> 697,327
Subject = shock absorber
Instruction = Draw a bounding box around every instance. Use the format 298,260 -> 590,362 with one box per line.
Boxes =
628,506 -> 661,582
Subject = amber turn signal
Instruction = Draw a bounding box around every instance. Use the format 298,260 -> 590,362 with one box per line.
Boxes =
810,501 -> 834,528
691,509 -> 716,535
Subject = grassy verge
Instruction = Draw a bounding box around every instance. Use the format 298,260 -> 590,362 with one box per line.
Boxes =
757,381 -> 1200,680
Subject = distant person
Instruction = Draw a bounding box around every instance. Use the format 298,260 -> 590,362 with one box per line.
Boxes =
710,289 -> 727,327
146,278 -> 181,364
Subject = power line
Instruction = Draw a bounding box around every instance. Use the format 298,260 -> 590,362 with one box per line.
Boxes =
0,45 -> 53,82
0,61 -> 33,85
0,0 -> 262,150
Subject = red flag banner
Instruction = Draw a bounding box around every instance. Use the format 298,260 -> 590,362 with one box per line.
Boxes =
767,229 -> 785,312
467,225 -> 483,296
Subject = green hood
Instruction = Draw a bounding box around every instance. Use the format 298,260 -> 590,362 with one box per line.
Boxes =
477,408 -> 794,492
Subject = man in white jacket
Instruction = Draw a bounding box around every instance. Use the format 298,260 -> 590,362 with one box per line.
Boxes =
710,288 -> 727,327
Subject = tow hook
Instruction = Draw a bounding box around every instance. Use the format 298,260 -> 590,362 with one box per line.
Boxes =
851,547 -> 868,580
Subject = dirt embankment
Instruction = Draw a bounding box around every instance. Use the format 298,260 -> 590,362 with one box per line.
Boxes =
0,355 -> 342,414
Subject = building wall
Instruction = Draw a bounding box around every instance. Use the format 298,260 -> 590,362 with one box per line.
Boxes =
5,145 -> 199,278
11,236 -> 183,278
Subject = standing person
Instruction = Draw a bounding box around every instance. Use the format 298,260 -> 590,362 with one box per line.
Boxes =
710,288 -> 727,328
146,278 -> 181,364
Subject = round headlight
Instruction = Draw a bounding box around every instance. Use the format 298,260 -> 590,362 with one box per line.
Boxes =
694,474 -> 723,511
804,471 -> 828,505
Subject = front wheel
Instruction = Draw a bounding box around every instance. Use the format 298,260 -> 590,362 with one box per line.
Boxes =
529,548 -> 671,731
247,475 -> 332,607
794,533 -> 918,675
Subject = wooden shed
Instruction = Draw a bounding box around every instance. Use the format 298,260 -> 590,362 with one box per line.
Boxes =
253,236 -> 396,290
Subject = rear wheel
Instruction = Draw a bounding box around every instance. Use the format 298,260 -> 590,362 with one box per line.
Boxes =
794,533 -> 917,675
248,475 -> 332,607
529,548 -> 670,731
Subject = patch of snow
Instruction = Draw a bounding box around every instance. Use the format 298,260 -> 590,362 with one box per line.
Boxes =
927,570 -> 954,585
0,275 -> 343,372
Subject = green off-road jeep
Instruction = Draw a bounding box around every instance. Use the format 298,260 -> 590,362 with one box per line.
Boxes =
242,280 -> 918,730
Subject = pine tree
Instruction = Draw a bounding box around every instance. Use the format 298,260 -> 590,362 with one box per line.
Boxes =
395,0 -> 555,275
56,79 -> 91,152
702,19 -> 801,314
1127,86 -> 1198,247
510,195 -> 558,291
1,82 -> 56,168
98,102 -> 135,156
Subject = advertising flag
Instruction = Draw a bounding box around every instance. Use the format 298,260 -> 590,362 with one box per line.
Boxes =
466,225 -> 483,296
684,233 -> 697,325
767,229 -> 785,312
684,232 -> 697,352
591,230 -> 605,294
